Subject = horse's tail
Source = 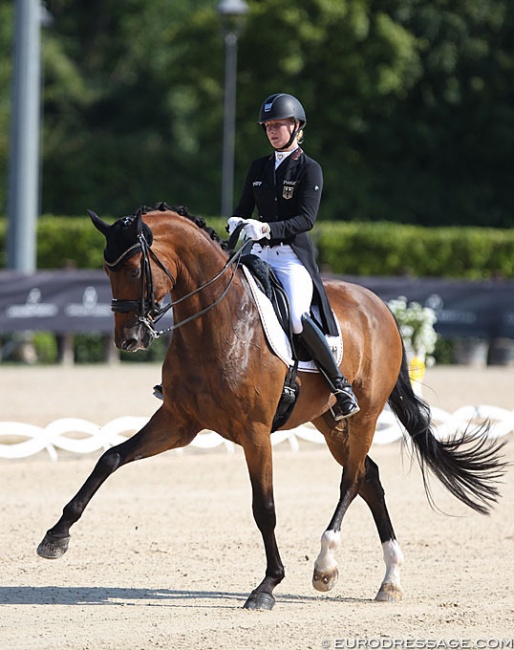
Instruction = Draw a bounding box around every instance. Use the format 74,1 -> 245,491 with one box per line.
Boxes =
387,341 -> 507,515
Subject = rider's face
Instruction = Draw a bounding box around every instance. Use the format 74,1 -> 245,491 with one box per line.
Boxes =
264,119 -> 296,150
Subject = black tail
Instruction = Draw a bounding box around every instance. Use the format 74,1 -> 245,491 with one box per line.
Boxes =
387,342 -> 508,515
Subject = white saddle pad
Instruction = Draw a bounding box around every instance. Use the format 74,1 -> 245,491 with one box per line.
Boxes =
242,265 -> 343,373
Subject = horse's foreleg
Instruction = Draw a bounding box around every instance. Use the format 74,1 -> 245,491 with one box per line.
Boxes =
359,456 -> 404,602
37,408 -> 196,560
37,445 -> 120,559
242,440 -> 285,611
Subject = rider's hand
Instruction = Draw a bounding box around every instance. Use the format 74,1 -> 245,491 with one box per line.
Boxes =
227,216 -> 245,234
242,219 -> 271,241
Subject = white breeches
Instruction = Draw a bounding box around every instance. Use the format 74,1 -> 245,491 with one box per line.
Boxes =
251,243 -> 313,334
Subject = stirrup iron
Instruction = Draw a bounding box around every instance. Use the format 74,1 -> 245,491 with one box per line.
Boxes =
330,384 -> 360,421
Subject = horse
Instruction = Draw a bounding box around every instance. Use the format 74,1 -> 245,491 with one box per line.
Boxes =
37,203 -> 506,610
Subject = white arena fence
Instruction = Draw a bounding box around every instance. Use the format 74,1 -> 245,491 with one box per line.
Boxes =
0,405 -> 512,460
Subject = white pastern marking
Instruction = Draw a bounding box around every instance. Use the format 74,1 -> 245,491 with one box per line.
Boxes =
314,530 -> 341,573
382,539 -> 404,586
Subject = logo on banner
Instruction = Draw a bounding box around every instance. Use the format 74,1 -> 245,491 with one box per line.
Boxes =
65,287 -> 111,318
5,287 -> 58,319
426,293 -> 476,324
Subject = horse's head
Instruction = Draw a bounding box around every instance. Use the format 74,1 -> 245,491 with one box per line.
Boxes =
89,208 -> 175,351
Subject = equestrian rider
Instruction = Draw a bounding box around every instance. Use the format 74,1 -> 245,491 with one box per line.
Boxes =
228,93 -> 359,420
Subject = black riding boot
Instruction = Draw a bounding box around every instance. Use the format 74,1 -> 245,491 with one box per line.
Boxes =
300,314 -> 360,420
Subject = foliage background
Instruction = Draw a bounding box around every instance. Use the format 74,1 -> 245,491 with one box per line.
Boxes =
1,0 -> 513,228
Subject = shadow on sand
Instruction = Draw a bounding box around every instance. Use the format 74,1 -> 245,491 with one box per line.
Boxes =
0,584 -> 368,608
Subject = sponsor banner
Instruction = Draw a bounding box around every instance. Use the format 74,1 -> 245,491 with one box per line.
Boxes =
0,270 -> 513,339
0,271 -> 113,334
338,275 -> 514,339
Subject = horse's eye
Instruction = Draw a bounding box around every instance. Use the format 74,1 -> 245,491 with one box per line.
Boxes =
130,267 -> 141,279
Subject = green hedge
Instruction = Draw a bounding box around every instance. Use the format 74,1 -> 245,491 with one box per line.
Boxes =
0,216 -> 106,270
1,216 -> 514,279
315,222 -> 514,279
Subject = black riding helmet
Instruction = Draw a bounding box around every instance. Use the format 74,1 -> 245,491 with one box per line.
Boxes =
258,93 -> 307,127
258,93 -> 307,150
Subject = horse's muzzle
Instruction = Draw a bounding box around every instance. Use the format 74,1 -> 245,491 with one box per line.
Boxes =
115,323 -> 154,351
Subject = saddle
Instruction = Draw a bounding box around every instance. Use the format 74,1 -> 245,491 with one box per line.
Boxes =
241,253 -> 300,432
241,254 -> 293,340
227,225 -> 294,339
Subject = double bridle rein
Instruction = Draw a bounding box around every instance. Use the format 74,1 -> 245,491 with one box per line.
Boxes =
106,227 -> 250,340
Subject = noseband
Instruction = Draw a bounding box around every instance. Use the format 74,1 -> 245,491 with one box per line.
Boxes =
107,227 -> 250,339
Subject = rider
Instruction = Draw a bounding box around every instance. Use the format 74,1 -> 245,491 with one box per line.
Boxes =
228,93 -> 359,420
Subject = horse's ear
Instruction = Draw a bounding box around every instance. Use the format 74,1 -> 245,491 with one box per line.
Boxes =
134,208 -> 143,235
88,209 -> 110,236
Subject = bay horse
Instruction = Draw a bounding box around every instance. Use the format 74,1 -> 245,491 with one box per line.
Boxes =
37,203 -> 506,610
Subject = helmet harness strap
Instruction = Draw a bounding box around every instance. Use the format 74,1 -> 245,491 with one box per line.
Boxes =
277,120 -> 300,151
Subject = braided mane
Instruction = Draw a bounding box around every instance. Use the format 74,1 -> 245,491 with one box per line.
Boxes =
136,202 -> 231,252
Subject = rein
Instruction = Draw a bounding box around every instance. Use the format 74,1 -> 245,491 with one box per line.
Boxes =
110,227 -> 251,339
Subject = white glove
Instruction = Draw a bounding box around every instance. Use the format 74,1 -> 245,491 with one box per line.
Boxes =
227,216 -> 245,234
242,219 -> 271,241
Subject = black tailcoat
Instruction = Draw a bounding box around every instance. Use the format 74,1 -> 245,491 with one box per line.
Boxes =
233,148 -> 338,335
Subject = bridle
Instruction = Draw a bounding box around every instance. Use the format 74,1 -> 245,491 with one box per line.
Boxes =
106,225 -> 250,340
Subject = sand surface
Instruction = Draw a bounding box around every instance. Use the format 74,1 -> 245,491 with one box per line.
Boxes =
0,364 -> 513,649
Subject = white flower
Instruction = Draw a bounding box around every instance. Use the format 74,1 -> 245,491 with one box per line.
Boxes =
387,296 -> 438,359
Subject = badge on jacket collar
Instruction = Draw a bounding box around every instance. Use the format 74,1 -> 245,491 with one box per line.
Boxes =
282,180 -> 295,200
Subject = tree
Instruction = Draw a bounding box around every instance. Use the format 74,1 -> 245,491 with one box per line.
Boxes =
0,0 -> 513,226
366,0 -> 514,227
40,0 -> 224,217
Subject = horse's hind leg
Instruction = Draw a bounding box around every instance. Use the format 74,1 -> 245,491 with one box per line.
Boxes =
359,456 -> 404,602
311,418 -> 368,594
312,413 -> 404,601
37,407 -> 197,559
312,462 -> 363,593
311,415 -> 402,600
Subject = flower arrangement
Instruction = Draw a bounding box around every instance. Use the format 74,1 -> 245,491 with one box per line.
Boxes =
387,296 -> 438,366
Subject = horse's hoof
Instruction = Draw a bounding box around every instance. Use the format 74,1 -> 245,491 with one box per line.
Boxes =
375,582 -> 403,602
312,567 -> 339,592
37,532 -> 70,559
243,591 -> 276,611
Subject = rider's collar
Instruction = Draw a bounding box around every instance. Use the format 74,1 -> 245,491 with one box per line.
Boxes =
274,147 -> 299,168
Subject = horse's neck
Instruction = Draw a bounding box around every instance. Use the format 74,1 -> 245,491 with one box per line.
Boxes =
152,216 -> 264,352
173,258 -> 261,354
